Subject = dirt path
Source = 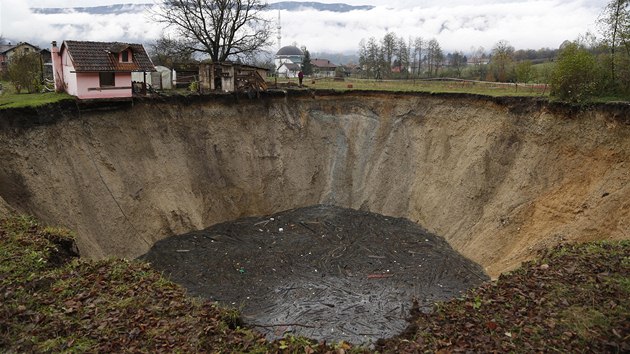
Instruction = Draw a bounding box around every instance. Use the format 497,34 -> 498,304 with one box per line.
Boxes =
140,205 -> 488,344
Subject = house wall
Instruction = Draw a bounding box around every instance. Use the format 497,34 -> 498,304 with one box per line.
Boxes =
61,50 -> 78,96
5,43 -> 40,61
199,64 -> 212,91
0,54 -> 7,73
278,64 -> 298,78
313,68 -> 336,78
221,66 -> 235,92
75,72 -> 132,99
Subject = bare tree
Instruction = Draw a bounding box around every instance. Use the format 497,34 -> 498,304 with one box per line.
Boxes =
359,37 -> 383,79
152,0 -> 272,62
469,46 -> 487,80
490,40 -> 515,82
449,51 -> 466,78
395,37 -> 409,76
412,37 -> 424,77
598,0 -> 630,86
426,38 -> 443,77
150,34 -> 196,66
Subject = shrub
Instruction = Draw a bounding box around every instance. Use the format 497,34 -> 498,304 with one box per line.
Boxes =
550,42 -> 600,103
7,51 -> 42,94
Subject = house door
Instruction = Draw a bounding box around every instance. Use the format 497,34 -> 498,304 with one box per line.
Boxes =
151,72 -> 162,90
214,67 -> 222,90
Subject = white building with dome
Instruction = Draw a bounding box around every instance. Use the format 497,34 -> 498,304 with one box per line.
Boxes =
275,45 -> 304,78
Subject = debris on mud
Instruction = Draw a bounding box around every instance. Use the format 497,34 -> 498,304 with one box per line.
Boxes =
140,205 -> 489,344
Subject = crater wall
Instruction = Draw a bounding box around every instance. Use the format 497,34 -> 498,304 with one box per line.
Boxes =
1,92 -> 628,276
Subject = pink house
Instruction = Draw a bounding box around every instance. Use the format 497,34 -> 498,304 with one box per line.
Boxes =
51,40 -> 155,99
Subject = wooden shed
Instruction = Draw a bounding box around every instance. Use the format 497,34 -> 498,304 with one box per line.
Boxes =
199,63 -> 268,93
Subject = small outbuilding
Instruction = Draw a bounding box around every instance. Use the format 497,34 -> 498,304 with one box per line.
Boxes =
132,65 -> 172,90
51,40 -> 155,99
199,62 -> 268,93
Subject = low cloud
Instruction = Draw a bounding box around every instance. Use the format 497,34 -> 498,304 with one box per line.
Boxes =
6,0 -> 601,55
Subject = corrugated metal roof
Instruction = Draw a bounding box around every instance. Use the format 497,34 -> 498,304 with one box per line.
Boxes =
62,40 -> 155,72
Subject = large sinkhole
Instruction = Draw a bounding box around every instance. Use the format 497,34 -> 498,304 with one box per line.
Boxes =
1,92 -> 628,343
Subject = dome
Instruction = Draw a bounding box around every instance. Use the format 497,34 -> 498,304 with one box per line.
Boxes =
276,45 -> 303,56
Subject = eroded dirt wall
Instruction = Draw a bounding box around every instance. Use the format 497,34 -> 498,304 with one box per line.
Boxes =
0,93 -> 628,276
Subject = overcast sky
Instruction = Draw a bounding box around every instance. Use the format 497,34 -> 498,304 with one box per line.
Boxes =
3,0 -> 604,56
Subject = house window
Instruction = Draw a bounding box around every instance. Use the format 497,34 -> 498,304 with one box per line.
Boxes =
121,50 -> 130,62
99,72 -> 115,87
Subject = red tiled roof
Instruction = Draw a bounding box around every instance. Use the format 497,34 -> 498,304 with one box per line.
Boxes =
62,40 -> 155,72
0,42 -> 41,54
282,62 -> 301,71
311,59 -> 337,69
0,45 -> 17,54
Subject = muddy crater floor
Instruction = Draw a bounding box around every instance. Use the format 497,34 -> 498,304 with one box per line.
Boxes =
140,205 -> 489,344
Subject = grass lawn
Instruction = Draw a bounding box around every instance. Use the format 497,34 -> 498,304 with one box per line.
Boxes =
273,77 -> 552,97
0,82 -> 74,109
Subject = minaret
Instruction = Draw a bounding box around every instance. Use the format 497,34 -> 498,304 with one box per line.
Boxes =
277,10 -> 282,51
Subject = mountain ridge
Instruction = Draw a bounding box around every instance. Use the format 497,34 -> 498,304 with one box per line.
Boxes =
31,2 -> 374,15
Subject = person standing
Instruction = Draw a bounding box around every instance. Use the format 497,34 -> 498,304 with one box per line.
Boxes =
298,71 -> 304,87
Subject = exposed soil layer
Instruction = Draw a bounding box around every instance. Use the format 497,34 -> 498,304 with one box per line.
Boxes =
1,92 -> 629,278
140,205 -> 489,344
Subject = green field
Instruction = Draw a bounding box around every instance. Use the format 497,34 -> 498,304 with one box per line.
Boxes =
273,77 -> 551,97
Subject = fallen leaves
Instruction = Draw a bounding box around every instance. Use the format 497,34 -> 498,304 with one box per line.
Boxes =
376,241 -> 630,353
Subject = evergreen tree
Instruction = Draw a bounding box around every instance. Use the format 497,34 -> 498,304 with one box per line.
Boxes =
301,48 -> 313,75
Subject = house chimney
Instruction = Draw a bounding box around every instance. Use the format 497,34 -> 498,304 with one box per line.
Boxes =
51,41 -> 63,93
51,41 -> 60,56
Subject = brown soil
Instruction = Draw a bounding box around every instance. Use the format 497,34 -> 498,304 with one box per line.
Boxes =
140,205 -> 488,344
0,92 -> 628,279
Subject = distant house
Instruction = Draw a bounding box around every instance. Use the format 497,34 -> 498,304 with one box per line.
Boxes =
39,48 -> 53,80
275,45 -> 303,78
0,42 -> 42,74
311,58 -> 337,77
468,57 -> 490,66
277,62 -> 301,78
51,40 -> 155,99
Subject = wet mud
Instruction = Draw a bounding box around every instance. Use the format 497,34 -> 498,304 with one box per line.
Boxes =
140,205 -> 489,344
